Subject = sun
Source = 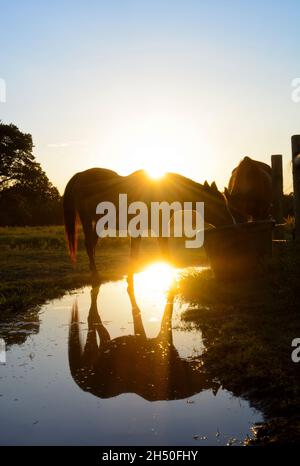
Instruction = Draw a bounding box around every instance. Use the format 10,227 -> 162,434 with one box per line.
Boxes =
146,166 -> 166,179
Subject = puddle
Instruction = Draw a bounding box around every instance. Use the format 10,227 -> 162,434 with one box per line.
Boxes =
0,262 -> 262,446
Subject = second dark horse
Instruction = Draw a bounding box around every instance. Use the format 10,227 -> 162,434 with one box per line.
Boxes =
225,157 -> 272,223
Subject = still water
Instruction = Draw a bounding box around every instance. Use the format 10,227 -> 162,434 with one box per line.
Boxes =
0,262 -> 262,446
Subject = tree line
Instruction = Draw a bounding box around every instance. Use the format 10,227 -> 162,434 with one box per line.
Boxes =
0,122 -> 62,226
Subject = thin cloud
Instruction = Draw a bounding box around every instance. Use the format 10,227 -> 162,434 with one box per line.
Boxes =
47,140 -> 88,148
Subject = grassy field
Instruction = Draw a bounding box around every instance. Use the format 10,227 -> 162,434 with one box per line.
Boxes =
178,242 -> 300,444
0,226 -> 205,317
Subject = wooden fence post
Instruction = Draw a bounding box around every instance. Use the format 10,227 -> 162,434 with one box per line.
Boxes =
291,135 -> 300,241
271,155 -> 284,227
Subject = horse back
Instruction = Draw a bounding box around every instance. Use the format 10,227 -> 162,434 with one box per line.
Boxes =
65,168 -> 121,202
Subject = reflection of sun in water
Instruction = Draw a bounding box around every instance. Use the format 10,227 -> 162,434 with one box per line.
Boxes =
135,262 -> 175,291
134,262 -> 176,322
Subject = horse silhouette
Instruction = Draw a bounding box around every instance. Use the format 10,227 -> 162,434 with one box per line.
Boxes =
68,284 -> 218,401
225,157 -> 272,223
63,168 -> 233,285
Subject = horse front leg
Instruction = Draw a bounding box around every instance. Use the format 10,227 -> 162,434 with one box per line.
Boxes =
127,236 -> 142,292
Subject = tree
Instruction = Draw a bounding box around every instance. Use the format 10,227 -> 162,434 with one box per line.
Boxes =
0,122 -> 62,225
0,122 -> 35,189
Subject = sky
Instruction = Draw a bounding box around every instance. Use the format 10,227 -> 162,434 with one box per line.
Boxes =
1,0 -> 300,193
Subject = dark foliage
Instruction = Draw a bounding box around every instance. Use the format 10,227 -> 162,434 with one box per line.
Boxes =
0,122 -> 62,225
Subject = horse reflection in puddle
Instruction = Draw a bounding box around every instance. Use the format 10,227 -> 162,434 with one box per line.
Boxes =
68,285 -> 218,401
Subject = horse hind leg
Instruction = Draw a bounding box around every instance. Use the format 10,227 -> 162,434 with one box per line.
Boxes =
80,213 -> 100,287
91,223 -> 100,286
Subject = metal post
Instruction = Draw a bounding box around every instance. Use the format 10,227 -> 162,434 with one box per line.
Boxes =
291,135 -> 300,241
271,154 -> 284,225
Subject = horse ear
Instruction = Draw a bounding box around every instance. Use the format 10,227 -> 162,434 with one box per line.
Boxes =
203,180 -> 209,190
211,181 -> 218,192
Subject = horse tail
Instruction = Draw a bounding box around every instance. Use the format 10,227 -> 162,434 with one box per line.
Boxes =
63,177 -> 78,262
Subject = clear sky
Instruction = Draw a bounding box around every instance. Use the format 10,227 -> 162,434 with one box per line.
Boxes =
1,0 -> 300,193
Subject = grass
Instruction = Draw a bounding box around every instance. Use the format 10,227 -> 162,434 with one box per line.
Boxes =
178,241 -> 300,444
0,226 -> 205,317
